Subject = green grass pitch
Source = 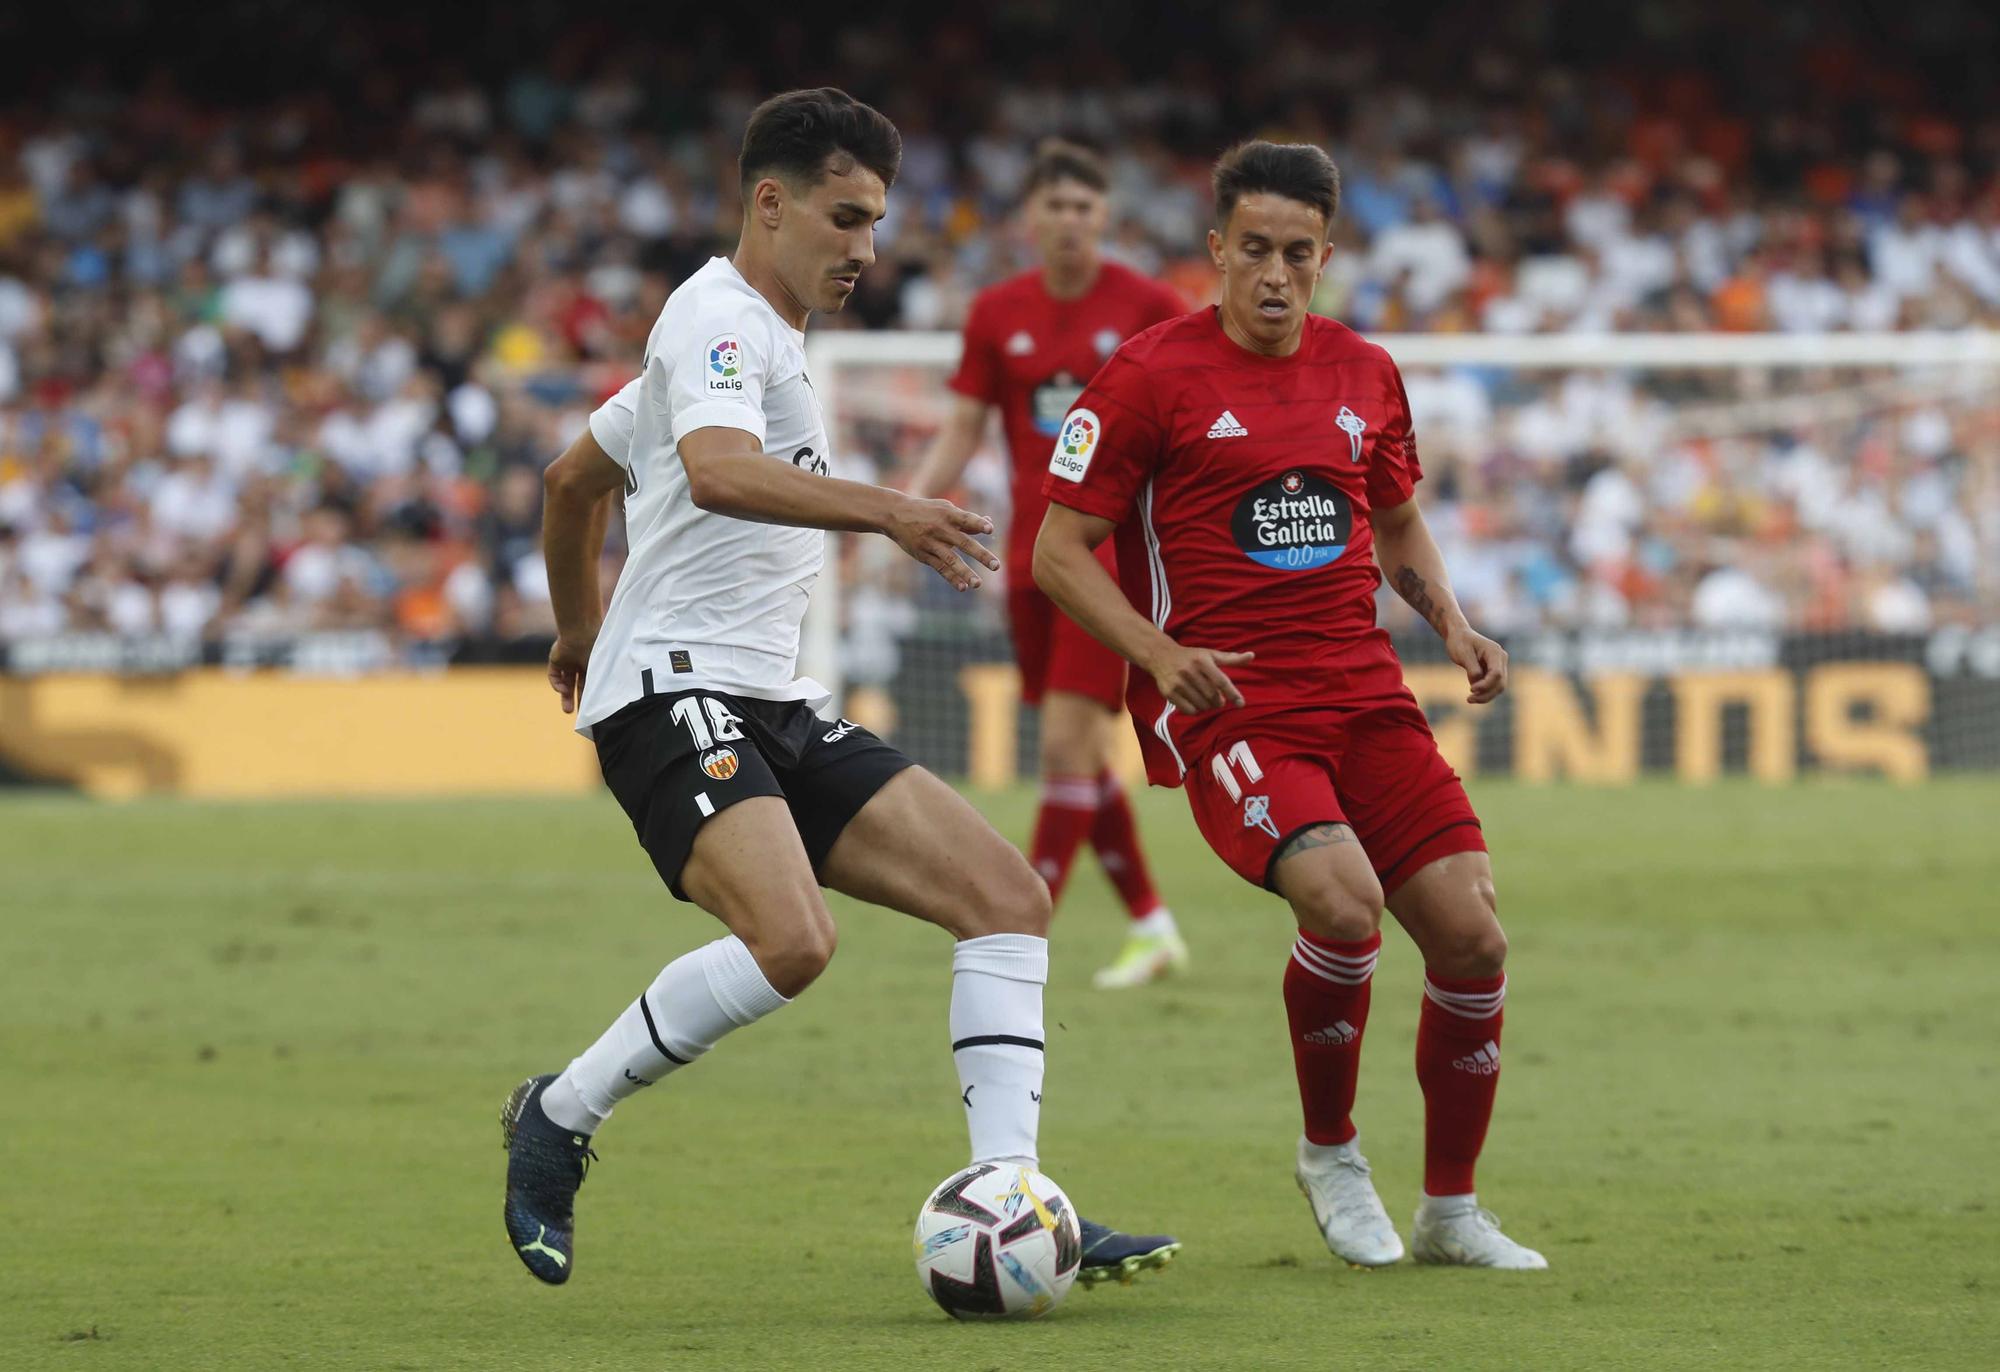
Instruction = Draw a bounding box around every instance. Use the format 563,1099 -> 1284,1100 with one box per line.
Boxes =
5,780 -> 1997,1369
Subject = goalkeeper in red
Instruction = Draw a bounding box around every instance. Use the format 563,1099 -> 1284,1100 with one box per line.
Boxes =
1034,140 -> 1546,1270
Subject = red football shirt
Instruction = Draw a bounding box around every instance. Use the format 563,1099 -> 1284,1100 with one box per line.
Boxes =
1042,308 -> 1424,786
947,261 -> 1185,568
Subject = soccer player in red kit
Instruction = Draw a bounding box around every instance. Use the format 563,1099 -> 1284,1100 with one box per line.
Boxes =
1034,141 -> 1546,1269
913,140 -> 1191,990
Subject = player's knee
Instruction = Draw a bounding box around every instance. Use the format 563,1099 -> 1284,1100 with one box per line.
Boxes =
1037,721 -> 1095,778
1289,876 -> 1384,944
1431,907 -> 1507,979
744,912 -> 838,997
1037,733 -> 1086,779
962,858 -> 1053,940
1434,926 -> 1507,979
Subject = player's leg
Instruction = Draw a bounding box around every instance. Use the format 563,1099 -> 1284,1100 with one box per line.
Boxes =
1342,701 -> 1544,1269
504,695 -> 823,1284
812,762 -> 1180,1286
1014,585 -> 1098,906
820,766 -> 1050,1160
548,796 -> 831,1129
1042,599 -> 1185,988
504,797 -> 824,1284
548,700 -> 834,1133
1386,851 -> 1544,1269
1037,690 -> 1184,989
1183,740 -> 1401,1266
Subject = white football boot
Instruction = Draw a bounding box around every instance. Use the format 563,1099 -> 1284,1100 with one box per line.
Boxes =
1294,1136 -> 1405,1267
1411,1195 -> 1548,1269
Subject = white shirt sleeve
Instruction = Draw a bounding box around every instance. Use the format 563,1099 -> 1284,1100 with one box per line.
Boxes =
666,304 -> 772,449
586,377 -> 642,468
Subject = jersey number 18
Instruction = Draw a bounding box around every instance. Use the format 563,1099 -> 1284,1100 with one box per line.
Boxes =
671,695 -> 746,749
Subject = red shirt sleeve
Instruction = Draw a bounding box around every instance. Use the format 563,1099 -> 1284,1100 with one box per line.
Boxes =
1041,349 -> 1163,523
1367,361 -> 1423,510
946,293 -> 1002,404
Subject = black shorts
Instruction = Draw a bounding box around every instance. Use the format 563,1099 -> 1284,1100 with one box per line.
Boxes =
593,685 -> 915,902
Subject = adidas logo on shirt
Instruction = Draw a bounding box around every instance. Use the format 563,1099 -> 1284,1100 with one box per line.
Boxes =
1303,1020 -> 1359,1046
1451,1040 -> 1502,1075
1207,410 -> 1248,439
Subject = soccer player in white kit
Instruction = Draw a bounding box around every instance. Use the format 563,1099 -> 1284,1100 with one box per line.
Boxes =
499,88 -> 1177,1297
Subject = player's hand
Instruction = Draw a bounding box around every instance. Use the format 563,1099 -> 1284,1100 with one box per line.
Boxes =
883,495 -> 1000,592
1446,627 -> 1508,704
548,633 -> 594,714
1147,642 -> 1255,715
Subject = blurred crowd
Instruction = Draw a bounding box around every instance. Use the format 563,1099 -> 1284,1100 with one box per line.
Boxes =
1,1 -> 1996,652
1395,367 -> 1996,640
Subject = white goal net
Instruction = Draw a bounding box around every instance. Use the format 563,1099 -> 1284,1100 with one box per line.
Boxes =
804,330 -> 2000,786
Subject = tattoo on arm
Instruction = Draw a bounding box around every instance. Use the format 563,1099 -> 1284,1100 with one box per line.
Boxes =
1394,566 -> 1452,636
1276,822 -> 1357,864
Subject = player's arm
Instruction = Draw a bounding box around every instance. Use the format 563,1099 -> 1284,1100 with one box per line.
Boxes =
913,297 -> 1001,500
1370,496 -> 1507,704
678,426 -> 999,592
1033,503 -> 1252,715
906,394 -> 991,499
542,425 -> 625,713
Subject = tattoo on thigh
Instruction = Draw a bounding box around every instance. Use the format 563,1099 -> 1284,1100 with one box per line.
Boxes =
1277,823 -> 1357,862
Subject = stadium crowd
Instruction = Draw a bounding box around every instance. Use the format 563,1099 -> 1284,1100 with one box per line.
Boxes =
0,2 -> 1995,654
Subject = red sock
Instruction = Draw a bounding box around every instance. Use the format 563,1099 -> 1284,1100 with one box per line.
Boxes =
1029,775 -> 1099,904
1283,929 -> 1381,1146
1416,971 -> 1506,1196
1089,771 -> 1162,920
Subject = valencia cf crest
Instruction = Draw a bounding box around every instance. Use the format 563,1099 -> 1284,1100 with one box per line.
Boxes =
700,746 -> 740,781
1281,471 -> 1305,495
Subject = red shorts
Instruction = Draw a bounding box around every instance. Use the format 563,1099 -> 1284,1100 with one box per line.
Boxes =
1007,579 -> 1126,711
1183,697 -> 1484,897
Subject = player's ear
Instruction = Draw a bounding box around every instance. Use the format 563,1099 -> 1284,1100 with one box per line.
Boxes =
1207,227 -> 1224,270
754,177 -> 785,231
1318,240 -> 1334,273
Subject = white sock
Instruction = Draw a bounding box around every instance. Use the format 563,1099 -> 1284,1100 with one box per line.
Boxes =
1300,1135 -> 1364,1166
541,935 -> 789,1133
1419,1192 -> 1478,1219
1132,906 -> 1178,939
950,933 -> 1047,1166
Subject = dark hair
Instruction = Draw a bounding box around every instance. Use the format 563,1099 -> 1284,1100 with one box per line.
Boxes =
739,87 -> 901,197
1023,138 -> 1108,195
1211,140 -> 1340,228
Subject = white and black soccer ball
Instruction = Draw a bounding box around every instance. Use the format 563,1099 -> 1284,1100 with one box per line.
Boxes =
913,1162 -> 1081,1319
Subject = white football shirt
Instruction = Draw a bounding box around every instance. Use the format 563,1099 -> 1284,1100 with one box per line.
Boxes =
575,256 -> 833,737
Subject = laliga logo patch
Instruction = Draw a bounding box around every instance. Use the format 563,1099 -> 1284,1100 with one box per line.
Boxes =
1048,407 -> 1100,483
705,335 -> 744,393
700,746 -> 740,781
1232,469 -> 1352,571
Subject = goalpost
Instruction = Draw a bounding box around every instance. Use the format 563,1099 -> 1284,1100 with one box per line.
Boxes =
803,330 -> 2000,786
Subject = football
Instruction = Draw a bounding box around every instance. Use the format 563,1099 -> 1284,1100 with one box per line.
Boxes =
913,1163 -> 1082,1319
